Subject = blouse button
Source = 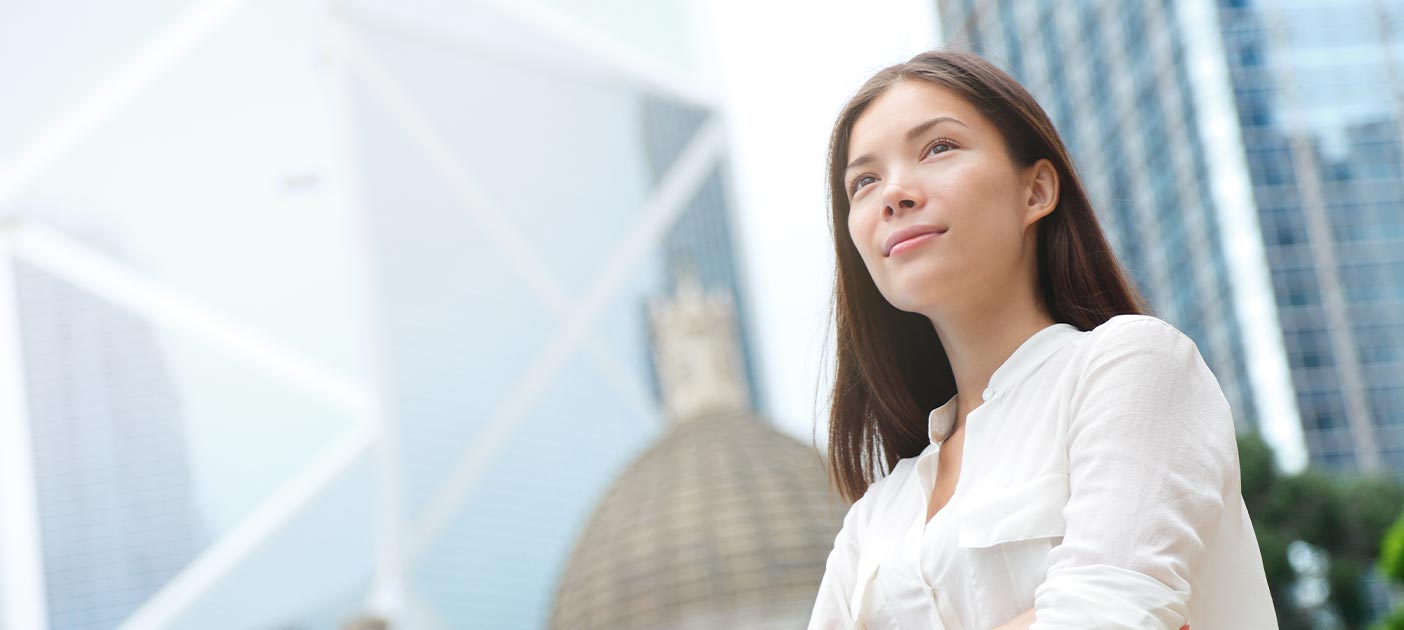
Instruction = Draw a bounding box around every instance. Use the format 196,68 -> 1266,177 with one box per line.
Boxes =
982,387 -> 997,401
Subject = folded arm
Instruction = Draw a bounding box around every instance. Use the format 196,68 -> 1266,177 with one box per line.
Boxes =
1029,318 -> 1238,629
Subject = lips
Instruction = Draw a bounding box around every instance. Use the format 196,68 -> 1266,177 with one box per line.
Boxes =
884,224 -> 948,257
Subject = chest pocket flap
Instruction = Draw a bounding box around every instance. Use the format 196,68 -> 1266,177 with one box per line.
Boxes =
957,471 -> 1070,549
849,527 -> 898,617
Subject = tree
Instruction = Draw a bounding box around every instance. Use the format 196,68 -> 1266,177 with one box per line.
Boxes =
1377,510 -> 1404,629
1237,432 -> 1404,629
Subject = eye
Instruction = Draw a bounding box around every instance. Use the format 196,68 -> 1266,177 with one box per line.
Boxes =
850,174 -> 877,196
926,137 -> 958,157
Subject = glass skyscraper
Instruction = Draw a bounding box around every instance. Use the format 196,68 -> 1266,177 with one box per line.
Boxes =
1213,0 -> 1404,473
937,0 -> 1404,477
8,220 -> 205,630
339,1 -> 762,626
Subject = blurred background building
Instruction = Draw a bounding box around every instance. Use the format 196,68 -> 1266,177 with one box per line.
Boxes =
548,272 -> 842,629
0,0 -> 831,628
333,0 -> 775,626
8,216 -> 207,630
1213,0 -> 1404,475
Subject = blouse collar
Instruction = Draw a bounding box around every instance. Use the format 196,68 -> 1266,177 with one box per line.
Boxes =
927,322 -> 1084,445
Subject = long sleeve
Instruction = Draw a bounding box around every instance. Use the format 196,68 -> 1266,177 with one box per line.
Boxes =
808,474 -> 882,629
1030,318 -> 1240,629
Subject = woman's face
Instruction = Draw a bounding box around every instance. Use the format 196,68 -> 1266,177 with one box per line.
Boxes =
844,79 -> 1056,317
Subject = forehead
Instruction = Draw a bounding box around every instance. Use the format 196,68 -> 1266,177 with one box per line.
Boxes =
849,79 -> 982,151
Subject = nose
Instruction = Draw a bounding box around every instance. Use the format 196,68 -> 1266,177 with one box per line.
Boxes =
885,198 -> 916,218
881,175 -> 922,218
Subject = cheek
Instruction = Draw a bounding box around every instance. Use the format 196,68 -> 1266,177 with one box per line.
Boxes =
847,207 -> 877,259
948,161 -> 1020,210
930,164 -> 990,208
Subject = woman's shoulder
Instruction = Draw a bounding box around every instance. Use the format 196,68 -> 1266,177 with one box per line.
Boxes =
1067,313 -> 1224,413
1090,313 -> 1182,337
1071,313 -> 1231,432
1081,313 -> 1197,357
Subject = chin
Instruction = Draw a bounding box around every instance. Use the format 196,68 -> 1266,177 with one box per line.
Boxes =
878,286 -> 940,315
879,272 -> 947,312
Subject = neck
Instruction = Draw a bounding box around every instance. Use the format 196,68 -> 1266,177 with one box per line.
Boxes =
928,297 -> 1054,426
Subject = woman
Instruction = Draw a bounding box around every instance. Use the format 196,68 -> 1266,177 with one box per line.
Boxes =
807,49 -> 1278,629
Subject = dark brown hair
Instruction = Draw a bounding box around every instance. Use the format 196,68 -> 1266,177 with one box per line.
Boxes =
822,48 -> 1150,504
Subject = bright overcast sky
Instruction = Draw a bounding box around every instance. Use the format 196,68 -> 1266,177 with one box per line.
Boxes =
696,0 -> 942,448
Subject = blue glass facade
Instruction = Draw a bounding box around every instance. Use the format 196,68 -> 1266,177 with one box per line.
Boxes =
1217,0 -> 1404,473
13,242 -> 205,630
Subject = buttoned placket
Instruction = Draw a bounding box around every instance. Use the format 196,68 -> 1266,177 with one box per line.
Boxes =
889,393 -> 997,630
849,323 -> 1081,629
908,323 -> 1080,627
896,393 -> 959,625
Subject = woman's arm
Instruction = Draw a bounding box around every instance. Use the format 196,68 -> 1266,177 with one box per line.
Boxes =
809,473 -> 889,629
807,502 -> 863,628
1029,318 -> 1238,629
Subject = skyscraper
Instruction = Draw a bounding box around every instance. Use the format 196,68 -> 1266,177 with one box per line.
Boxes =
935,0 -> 1404,475
333,1 -> 766,626
5,217 -> 205,630
0,2 -> 769,627
1212,0 -> 1404,473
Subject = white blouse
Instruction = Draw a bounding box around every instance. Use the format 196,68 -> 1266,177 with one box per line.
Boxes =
808,314 -> 1278,629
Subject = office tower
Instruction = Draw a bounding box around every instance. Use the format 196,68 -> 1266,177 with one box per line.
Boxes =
939,0 -> 1403,475
0,1 -> 775,627
335,1 -> 768,627
1212,0 -> 1404,473
5,220 -> 205,630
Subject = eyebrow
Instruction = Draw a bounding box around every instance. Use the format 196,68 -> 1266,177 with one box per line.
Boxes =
845,116 -> 971,173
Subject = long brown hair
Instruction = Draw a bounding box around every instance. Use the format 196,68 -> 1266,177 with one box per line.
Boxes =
822,49 -> 1150,504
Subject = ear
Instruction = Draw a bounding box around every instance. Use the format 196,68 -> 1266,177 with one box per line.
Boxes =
1023,158 -> 1059,226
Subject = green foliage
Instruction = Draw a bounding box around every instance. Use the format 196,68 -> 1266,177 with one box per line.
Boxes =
1378,510 -> 1404,630
1237,431 -> 1404,629
1330,556 -> 1368,627
1380,511 -> 1404,583
1380,609 -> 1404,630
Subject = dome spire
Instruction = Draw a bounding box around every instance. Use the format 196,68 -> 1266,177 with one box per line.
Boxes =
647,262 -> 752,423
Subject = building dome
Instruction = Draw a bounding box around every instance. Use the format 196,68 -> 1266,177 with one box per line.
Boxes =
549,407 -> 848,629
548,271 -> 849,629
